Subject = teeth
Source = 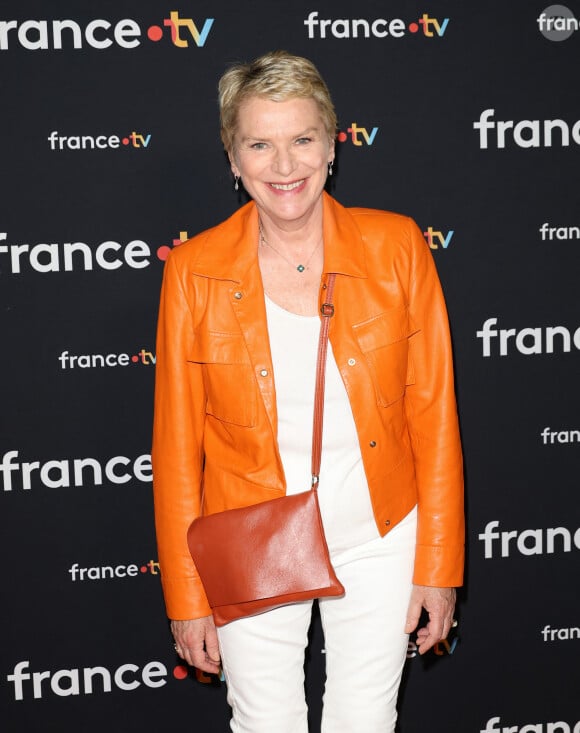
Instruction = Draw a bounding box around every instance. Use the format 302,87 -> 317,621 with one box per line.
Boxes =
270,180 -> 304,191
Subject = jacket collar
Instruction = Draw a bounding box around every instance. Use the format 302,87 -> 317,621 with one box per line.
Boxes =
321,192 -> 367,278
191,192 -> 368,282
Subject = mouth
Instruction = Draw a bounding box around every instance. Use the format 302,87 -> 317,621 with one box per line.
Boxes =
268,179 -> 306,192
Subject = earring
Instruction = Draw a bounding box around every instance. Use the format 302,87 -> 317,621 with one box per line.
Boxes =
234,175 -> 239,191
328,161 -> 333,177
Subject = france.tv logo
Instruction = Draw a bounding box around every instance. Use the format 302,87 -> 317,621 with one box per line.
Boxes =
47,130 -> 152,151
304,12 -> 449,39
0,11 -> 214,51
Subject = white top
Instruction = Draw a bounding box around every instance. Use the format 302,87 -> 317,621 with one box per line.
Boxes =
264,295 -> 379,555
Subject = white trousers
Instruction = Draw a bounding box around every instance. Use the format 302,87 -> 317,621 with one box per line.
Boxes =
217,507 -> 417,733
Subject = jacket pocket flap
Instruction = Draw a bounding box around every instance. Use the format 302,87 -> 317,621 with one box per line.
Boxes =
188,331 -> 250,365
352,306 -> 419,352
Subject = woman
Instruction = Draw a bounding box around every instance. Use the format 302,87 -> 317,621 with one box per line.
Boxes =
152,50 -> 464,732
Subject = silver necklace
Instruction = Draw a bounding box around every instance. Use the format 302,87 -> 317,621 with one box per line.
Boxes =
259,225 -> 321,273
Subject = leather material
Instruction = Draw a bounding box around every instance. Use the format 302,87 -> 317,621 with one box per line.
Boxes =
186,274 -> 341,626
152,193 -> 465,620
311,273 -> 335,481
187,489 -> 344,626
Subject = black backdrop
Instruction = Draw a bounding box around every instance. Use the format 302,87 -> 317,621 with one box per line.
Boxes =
1,2 -> 579,731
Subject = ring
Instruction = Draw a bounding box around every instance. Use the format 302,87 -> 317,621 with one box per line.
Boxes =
173,643 -> 178,651
451,619 -> 458,628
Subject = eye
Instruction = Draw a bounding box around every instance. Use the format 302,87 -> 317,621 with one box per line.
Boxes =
250,141 -> 267,150
295,137 -> 312,145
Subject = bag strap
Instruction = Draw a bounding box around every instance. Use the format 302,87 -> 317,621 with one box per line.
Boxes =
196,273 -> 336,514
311,273 -> 337,489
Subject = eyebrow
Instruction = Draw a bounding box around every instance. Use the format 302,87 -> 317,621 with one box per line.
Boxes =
239,126 -> 320,143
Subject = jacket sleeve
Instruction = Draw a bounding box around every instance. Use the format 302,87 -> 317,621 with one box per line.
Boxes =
403,220 -> 465,587
152,250 -> 212,620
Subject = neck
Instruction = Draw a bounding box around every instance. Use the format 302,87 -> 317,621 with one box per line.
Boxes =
257,200 -> 324,253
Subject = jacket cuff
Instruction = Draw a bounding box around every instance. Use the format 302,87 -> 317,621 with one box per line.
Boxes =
412,543 -> 465,587
161,575 -> 212,620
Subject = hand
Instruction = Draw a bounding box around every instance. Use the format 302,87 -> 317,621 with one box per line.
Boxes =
171,616 -> 221,674
404,585 -> 456,655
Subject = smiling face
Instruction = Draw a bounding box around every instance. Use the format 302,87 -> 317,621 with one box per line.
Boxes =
229,96 -> 335,232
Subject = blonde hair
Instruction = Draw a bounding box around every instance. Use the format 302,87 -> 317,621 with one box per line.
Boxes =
218,50 -> 337,152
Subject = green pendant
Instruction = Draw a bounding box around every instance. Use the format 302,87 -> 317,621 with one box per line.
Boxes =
297,264 -> 305,272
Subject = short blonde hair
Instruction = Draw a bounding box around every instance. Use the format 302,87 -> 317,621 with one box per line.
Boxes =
218,50 -> 337,152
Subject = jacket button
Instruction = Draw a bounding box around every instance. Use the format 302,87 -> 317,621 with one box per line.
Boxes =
234,291 -> 243,300
385,520 -> 391,526
260,369 -> 268,377
369,440 -> 377,447
347,358 -> 356,366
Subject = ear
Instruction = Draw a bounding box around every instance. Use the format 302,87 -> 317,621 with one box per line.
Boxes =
227,150 -> 240,178
328,136 -> 336,163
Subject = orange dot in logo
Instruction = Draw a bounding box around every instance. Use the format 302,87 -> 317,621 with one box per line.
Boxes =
173,665 -> 188,680
337,132 -> 348,143
131,355 -> 139,363
409,22 -> 419,33
140,566 -> 148,573
122,138 -> 130,146
147,25 -> 163,42
157,245 -> 171,261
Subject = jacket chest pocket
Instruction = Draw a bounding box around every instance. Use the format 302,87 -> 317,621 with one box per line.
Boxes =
353,306 -> 418,407
188,332 -> 257,427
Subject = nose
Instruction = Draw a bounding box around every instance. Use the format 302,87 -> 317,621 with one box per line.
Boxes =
272,146 -> 296,177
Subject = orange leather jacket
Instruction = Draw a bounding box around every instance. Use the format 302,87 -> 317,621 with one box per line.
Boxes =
152,193 -> 464,620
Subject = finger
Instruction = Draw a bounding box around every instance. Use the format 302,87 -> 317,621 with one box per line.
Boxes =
404,599 -> 422,633
417,619 -> 443,653
417,634 -> 437,655
416,622 -> 439,654
441,616 -> 455,640
173,636 -> 201,668
194,652 -> 221,674
419,617 -> 454,654
178,639 -> 219,673
203,657 -> 221,674
443,618 -> 459,639
430,615 -> 445,643
205,628 -> 221,664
